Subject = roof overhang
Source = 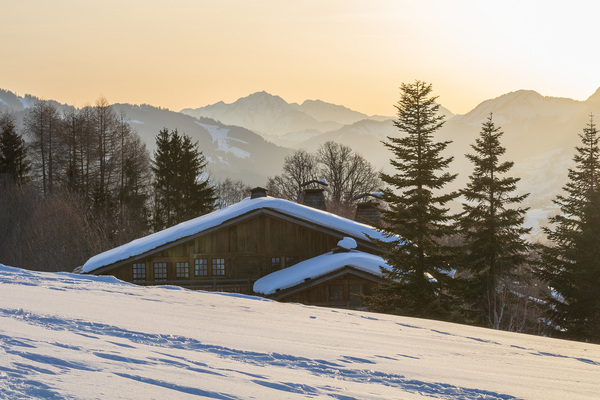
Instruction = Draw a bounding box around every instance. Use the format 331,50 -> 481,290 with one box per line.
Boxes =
85,206 -> 383,275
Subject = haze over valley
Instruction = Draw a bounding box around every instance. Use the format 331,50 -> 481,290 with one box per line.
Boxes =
4,86 -> 600,238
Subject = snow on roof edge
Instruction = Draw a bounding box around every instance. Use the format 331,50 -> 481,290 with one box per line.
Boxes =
81,197 -> 399,274
253,250 -> 391,295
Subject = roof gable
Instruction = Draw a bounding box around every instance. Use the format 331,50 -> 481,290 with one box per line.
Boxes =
81,197 -> 397,274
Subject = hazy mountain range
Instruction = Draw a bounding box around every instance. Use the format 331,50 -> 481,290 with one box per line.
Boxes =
3,87 -> 600,239
0,89 -> 292,185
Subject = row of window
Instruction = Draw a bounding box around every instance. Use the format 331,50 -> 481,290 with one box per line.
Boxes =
270,257 -> 298,269
132,259 -> 226,281
132,256 -> 296,281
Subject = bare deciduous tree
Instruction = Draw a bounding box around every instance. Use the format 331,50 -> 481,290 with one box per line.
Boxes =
267,149 -> 318,200
214,178 -> 251,209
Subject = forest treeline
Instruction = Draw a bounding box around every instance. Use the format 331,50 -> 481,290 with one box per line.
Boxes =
1,86 -> 598,343
366,81 -> 600,343
0,98 -> 235,272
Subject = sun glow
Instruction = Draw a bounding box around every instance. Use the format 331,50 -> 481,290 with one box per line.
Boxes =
1,0 -> 598,115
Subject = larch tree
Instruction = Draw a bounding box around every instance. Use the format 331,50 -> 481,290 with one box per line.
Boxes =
459,113 -> 531,330
368,80 -> 459,320
539,114 -> 600,343
24,101 -> 64,195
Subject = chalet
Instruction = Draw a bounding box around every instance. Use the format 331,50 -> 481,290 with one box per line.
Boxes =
81,188 -> 397,309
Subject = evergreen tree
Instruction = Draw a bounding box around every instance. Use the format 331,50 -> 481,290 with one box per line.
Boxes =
459,114 -> 531,329
539,114 -> 600,343
0,115 -> 30,185
152,128 -> 215,230
178,134 -> 215,222
368,81 -> 459,320
152,128 -> 177,229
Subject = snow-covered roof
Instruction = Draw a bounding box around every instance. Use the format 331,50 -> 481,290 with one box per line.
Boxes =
253,250 -> 391,295
81,196 -> 396,274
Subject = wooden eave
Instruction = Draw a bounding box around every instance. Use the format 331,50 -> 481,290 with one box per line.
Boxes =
268,265 -> 385,301
85,206 -> 383,275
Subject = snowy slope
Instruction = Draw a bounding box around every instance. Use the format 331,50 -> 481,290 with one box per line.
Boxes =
1,264 -> 599,400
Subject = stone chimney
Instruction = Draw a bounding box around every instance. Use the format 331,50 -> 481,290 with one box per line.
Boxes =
250,187 -> 268,199
298,180 -> 328,211
353,193 -> 382,226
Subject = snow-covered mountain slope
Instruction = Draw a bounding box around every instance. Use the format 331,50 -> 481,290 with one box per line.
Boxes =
1,263 -> 599,399
112,103 -> 292,186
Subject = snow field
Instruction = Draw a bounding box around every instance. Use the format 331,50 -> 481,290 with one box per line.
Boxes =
1,265 -> 599,399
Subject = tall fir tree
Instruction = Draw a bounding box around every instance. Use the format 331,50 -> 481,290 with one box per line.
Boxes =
0,115 -> 30,186
152,128 -> 215,231
539,114 -> 600,343
459,113 -> 531,329
178,134 -> 215,221
368,81 -> 459,320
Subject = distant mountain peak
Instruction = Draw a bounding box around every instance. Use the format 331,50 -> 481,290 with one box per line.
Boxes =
586,87 -> 600,103
500,89 -> 543,101
241,91 -> 286,102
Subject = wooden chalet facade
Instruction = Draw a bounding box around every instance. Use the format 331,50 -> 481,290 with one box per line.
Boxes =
81,189 -> 392,309
268,266 -> 383,309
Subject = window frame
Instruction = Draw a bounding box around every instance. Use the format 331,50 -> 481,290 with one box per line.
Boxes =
153,262 -> 168,280
194,258 -> 208,277
271,257 -> 281,270
212,258 -> 225,276
133,263 -> 146,281
176,262 -> 189,279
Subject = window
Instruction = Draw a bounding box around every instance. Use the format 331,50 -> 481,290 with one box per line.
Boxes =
195,258 -> 208,276
285,257 -> 298,267
212,258 -> 225,276
271,257 -> 281,269
154,262 -> 167,280
176,262 -> 189,278
329,285 -> 344,302
133,263 -> 146,281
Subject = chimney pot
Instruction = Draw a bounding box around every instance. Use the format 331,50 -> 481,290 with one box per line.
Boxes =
250,187 -> 268,199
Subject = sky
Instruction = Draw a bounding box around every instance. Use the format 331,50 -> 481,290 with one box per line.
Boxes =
2,0 -> 600,116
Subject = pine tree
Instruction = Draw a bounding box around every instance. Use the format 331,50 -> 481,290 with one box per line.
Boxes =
539,114 -> 600,343
0,115 -> 30,185
152,128 -> 215,230
459,113 -> 531,329
368,81 -> 459,320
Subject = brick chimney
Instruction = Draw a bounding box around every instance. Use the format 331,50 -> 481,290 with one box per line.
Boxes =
299,180 -> 328,211
353,193 -> 382,226
250,187 -> 268,199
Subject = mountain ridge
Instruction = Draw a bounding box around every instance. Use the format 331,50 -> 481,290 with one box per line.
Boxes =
4,86 -> 600,237
180,91 -> 393,138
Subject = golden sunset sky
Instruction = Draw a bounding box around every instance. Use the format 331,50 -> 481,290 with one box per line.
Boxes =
2,0 -> 599,116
